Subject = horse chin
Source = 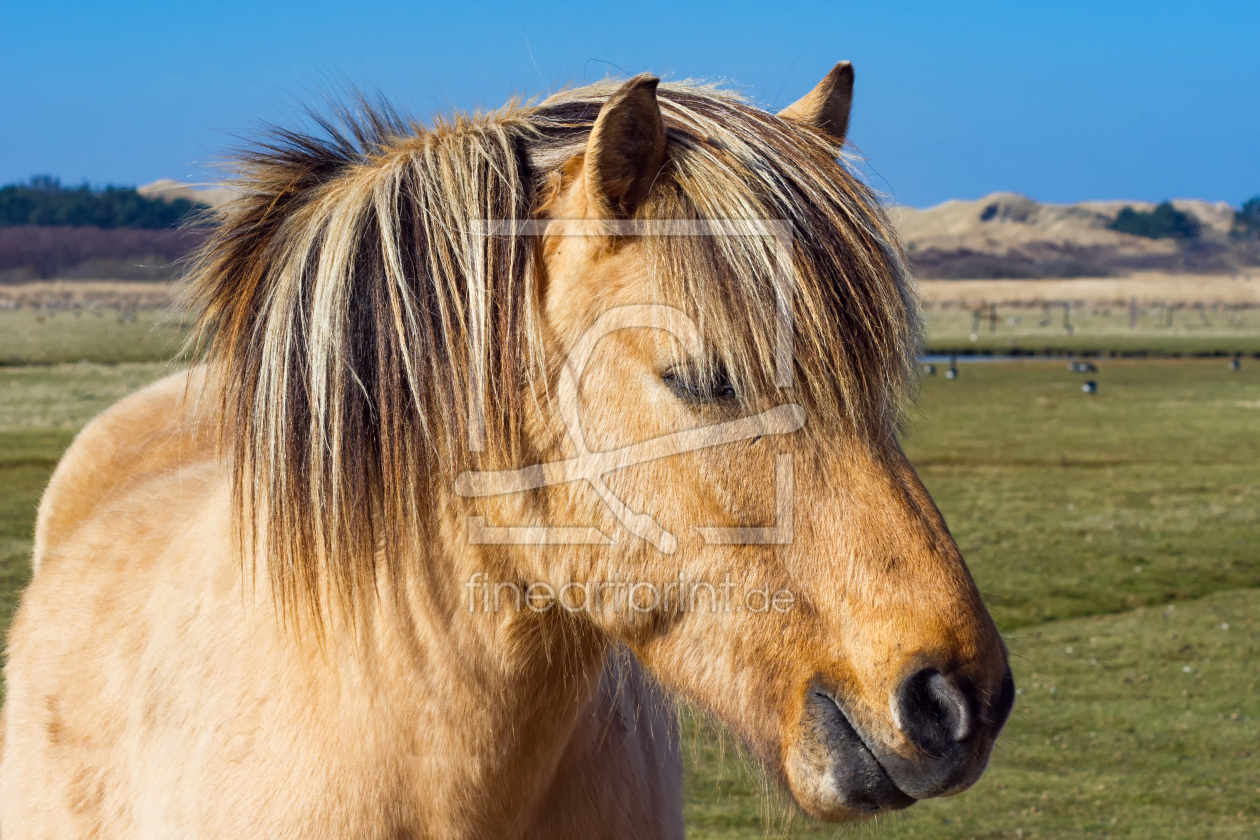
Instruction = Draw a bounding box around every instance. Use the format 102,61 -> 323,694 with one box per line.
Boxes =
784,687 -> 917,822
783,675 -> 1009,822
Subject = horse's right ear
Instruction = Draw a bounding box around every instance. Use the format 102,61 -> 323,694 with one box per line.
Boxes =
778,61 -> 854,143
584,74 -> 667,217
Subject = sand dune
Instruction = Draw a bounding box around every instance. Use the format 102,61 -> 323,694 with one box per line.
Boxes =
893,193 -> 1248,278
138,179 -> 236,209
895,193 -> 1233,251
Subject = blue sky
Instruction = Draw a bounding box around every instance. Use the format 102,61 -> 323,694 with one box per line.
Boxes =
2,0 -> 1257,207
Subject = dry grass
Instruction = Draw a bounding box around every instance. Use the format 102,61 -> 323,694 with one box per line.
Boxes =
0,280 -> 184,311
917,272 -> 1260,308
4,273 -> 1256,314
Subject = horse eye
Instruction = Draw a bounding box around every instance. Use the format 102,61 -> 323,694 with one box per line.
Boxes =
711,374 -> 737,401
662,366 -> 738,404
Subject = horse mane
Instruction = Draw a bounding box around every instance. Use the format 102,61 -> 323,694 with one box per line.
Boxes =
187,81 -> 920,623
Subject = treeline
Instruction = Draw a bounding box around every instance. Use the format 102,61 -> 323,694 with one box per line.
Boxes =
1108,196 -> 1260,241
1108,202 -> 1200,239
1234,198 -> 1260,241
0,176 -> 212,282
0,176 -> 204,229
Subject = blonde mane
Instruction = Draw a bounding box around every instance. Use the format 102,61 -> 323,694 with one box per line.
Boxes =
187,80 -> 922,621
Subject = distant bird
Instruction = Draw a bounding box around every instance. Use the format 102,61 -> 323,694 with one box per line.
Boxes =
1081,381 -> 1098,394
1068,360 -> 1098,373
1229,354 -> 1241,371
923,363 -> 937,376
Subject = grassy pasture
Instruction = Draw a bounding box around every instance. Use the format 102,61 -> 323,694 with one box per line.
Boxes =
0,310 -> 1256,837
908,358 -> 1260,630
0,307 -> 190,365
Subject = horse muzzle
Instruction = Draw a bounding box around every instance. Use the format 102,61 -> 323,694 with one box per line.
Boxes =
785,666 -> 1015,821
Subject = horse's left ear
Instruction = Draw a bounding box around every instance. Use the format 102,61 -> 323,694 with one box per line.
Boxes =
584,74 -> 667,217
778,61 -> 854,143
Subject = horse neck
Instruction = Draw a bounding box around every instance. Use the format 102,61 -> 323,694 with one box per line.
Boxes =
366,540 -> 611,827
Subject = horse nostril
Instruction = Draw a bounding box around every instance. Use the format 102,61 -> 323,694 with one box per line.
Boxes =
894,669 -> 973,755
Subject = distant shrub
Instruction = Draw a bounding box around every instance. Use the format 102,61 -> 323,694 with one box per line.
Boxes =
0,175 -> 204,229
1232,197 -> 1260,241
1108,201 -> 1200,239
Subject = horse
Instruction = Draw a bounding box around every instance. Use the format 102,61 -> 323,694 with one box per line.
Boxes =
0,63 -> 1014,838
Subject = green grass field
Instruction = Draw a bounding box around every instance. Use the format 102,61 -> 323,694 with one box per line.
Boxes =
0,308 -> 190,365
0,314 -> 1256,837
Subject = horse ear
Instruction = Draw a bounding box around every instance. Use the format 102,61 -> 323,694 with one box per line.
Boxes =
778,62 -> 854,143
584,74 -> 667,217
